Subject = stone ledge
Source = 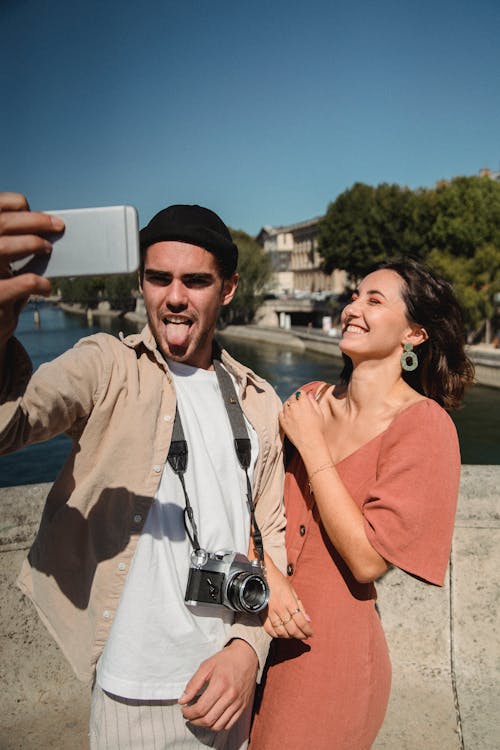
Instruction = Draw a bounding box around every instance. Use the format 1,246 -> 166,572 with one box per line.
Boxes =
1,467 -> 499,749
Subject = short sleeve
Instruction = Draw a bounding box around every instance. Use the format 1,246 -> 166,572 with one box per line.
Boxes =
362,400 -> 460,586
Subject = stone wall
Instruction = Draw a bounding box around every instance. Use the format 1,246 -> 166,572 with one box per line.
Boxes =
1,467 -> 499,749
219,325 -> 500,390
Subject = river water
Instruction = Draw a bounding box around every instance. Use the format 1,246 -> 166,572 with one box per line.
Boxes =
1,302 -> 498,487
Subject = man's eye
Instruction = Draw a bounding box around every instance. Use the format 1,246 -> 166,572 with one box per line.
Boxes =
369,298 -> 381,304
186,277 -> 211,287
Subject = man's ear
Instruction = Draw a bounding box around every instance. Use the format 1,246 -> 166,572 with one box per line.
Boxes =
221,273 -> 239,306
137,270 -> 143,295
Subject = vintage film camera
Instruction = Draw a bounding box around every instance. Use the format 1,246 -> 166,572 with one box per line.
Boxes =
185,549 -> 269,614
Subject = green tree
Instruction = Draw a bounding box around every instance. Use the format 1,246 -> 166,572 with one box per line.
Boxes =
427,176 -> 500,258
426,244 -> 500,339
102,273 -> 137,311
318,176 -> 500,340
220,229 -> 272,324
54,273 -> 138,310
55,276 -> 105,307
318,182 -> 425,281
422,177 -> 500,340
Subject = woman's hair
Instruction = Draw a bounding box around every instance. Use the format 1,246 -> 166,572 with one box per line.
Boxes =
340,258 -> 475,409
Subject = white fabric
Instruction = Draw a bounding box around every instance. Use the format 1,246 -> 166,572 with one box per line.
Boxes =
90,683 -> 251,749
96,360 -> 258,700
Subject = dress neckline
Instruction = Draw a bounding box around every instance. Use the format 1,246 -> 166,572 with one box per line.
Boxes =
313,383 -> 431,467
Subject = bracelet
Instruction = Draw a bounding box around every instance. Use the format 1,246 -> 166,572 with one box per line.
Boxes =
308,462 -> 334,483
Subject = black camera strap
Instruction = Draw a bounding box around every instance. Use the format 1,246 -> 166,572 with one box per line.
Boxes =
166,355 -> 265,566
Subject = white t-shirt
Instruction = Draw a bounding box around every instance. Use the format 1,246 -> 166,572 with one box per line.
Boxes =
96,360 -> 259,699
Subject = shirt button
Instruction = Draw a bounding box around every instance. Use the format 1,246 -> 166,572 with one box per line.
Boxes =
103,610 -> 111,620
163,415 -> 172,422
133,514 -> 142,524
286,563 -> 294,576
299,525 -> 306,536
118,562 -> 126,572
153,464 -> 162,473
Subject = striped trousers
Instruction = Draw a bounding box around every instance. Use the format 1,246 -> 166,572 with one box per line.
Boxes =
90,684 -> 251,750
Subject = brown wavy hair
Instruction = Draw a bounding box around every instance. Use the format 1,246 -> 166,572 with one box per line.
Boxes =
340,259 -> 475,409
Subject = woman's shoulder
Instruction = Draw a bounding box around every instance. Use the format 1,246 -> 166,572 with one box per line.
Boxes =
398,397 -> 455,426
385,397 -> 458,452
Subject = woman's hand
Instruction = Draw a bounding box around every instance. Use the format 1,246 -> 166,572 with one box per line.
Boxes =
279,389 -> 326,453
262,555 -> 313,640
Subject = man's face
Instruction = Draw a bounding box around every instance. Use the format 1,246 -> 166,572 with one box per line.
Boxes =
140,241 -> 238,369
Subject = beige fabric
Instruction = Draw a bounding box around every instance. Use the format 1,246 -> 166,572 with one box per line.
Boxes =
90,684 -> 251,750
1,326 -> 285,684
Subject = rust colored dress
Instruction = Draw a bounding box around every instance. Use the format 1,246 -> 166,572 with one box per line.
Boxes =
250,384 -> 460,750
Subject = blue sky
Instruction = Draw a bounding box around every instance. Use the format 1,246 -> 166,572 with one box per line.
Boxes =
2,0 -> 499,235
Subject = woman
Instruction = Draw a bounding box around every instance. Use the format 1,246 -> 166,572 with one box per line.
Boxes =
249,260 -> 474,750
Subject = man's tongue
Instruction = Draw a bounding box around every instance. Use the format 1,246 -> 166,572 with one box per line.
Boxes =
165,321 -> 191,348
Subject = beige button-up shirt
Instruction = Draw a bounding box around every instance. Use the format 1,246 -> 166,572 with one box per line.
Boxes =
1,326 -> 285,683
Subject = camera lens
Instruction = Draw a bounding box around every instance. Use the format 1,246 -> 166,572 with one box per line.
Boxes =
226,572 -> 270,613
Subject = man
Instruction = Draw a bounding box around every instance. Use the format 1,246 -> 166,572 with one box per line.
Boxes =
0,192 -> 286,749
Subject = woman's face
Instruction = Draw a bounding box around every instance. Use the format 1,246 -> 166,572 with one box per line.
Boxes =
339,269 -> 416,363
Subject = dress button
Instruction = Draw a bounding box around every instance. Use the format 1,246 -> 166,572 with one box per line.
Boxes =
103,610 -> 111,620
153,464 -> 162,473
286,563 -> 294,576
118,562 -> 126,571
299,525 -> 306,536
133,514 -> 142,524
164,415 -> 172,422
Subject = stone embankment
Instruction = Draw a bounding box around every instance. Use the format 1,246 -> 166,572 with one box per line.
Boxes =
1,466 -> 499,749
59,302 -> 500,389
218,325 -> 500,389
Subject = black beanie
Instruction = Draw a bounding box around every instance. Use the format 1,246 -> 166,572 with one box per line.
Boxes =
139,204 -> 238,276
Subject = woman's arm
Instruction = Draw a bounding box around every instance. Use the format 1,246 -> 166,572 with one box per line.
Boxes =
261,552 -> 313,640
280,393 -> 388,584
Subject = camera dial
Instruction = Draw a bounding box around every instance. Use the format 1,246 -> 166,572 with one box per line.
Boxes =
190,549 -> 209,568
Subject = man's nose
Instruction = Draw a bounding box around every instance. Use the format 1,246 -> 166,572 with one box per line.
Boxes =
165,279 -> 188,308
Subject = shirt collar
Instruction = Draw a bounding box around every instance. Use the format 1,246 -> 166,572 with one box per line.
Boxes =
120,324 -> 267,391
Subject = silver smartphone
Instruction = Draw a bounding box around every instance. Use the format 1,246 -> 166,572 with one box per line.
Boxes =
12,205 -> 140,277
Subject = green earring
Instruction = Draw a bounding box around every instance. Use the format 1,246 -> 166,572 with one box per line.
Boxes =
401,342 -> 418,372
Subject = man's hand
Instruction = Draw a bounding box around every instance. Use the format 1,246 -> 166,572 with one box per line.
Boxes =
0,192 -> 64,352
178,639 -> 258,732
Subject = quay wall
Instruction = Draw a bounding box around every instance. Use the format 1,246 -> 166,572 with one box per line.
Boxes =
217,325 -> 500,389
54,302 -> 500,389
1,467 -> 499,749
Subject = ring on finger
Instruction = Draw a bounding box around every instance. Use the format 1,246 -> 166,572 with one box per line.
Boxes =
281,614 -> 292,625
291,607 -> 301,616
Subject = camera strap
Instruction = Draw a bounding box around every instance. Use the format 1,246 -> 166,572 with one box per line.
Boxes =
166,353 -> 265,566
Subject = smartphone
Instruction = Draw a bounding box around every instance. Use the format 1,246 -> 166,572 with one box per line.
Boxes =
12,205 -> 140,277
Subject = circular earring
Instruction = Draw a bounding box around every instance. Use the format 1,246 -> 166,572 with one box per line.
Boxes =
401,342 -> 418,371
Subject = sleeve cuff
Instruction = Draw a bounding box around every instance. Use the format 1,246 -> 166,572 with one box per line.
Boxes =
224,618 -> 272,682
